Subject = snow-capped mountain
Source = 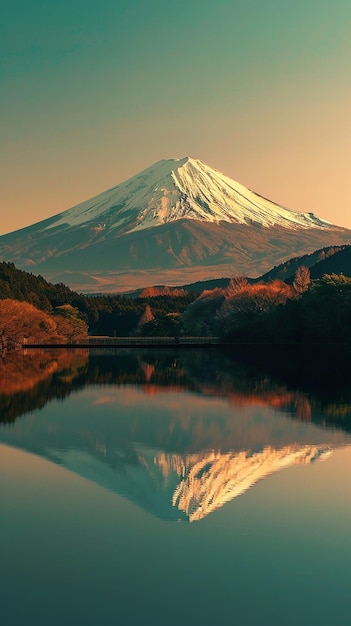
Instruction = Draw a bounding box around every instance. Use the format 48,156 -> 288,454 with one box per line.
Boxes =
165,445 -> 332,521
1,359 -> 350,522
35,444 -> 333,522
42,157 -> 331,233
1,157 -> 350,291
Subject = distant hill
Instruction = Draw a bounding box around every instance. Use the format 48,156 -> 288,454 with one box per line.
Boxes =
177,277 -> 231,294
4,240 -> 351,309
0,261 -> 85,311
259,245 -> 351,283
165,244 -> 351,293
309,245 -> 351,279
125,277 -> 231,297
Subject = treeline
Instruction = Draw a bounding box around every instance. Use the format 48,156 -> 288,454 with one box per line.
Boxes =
0,262 -> 86,311
0,262 -> 195,337
86,293 -> 195,336
183,268 -> 351,345
223,273 -> 351,345
2,260 -> 351,344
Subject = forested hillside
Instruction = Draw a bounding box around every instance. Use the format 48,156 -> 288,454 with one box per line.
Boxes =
0,261 -> 196,337
0,262 -> 85,311
259,245 -> 351,283
2,260 -> 351,345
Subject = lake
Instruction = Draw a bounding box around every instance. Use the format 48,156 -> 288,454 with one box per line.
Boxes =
1,347 -> 351,625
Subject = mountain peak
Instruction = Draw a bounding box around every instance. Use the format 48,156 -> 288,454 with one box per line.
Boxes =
42,156 -> 333,234
1,155 -> 350,292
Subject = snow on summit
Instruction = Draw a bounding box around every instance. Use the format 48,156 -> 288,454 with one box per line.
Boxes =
45,156 -> 333,234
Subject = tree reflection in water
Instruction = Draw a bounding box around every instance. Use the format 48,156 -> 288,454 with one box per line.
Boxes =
0,347 -> 350,521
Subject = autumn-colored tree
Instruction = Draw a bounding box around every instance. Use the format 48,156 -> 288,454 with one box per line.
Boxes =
218,280 -> 294,335
0,299 -> 58,349
138,286 -> 188,298
137,305 -> 155,329
54,304 -> 88,341
219,272 -> 351,344
293,266 -> 311,296
0,299 -> 88,349
225,276 -> 249,298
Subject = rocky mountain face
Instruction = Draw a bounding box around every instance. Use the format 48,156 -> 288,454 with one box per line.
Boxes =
1,157 -> 350,291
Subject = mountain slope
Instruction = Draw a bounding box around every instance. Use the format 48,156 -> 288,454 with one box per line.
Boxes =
1,157 -> 350,292
260,244 -> 351,283
6,157 -> 336,234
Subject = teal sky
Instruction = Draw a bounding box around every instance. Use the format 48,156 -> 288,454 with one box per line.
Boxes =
1,0 -> 351,233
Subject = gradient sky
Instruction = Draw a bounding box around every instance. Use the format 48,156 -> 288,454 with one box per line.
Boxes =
1,0 -> 351,235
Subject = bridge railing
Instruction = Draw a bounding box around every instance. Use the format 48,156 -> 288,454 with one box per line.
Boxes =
87,336 -> 220,345
23,336 -> 221,348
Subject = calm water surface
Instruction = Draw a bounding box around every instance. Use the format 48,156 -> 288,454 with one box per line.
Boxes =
1,348 -> 351,625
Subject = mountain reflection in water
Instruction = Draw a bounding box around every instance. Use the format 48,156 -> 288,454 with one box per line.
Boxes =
0,348 -> 350,521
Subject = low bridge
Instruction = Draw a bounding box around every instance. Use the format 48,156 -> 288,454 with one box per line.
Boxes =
24,336 -> 221,349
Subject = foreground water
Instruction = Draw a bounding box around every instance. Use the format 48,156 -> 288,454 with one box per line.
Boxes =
1,348 -> 351,625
